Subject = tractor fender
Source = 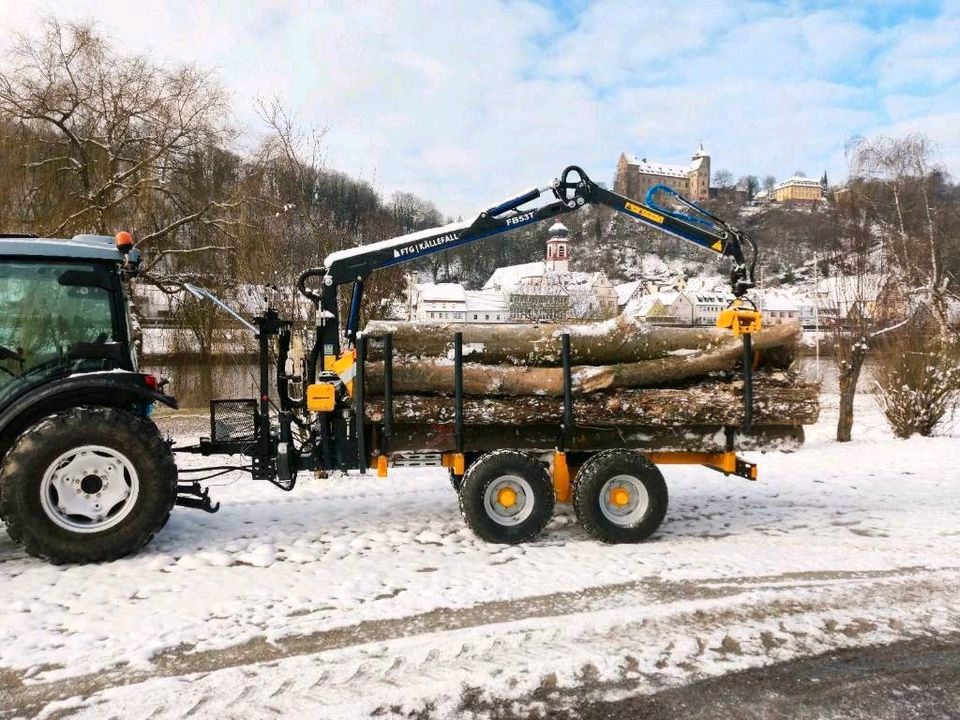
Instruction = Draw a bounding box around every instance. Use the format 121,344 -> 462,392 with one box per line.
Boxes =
0,371 -> 177,461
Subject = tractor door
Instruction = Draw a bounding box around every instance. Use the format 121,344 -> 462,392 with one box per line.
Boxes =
0,258 -> 132,408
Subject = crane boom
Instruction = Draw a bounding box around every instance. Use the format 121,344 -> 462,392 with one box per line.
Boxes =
298,165 -> 757,370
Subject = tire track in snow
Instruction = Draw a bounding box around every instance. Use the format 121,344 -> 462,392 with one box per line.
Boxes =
4,565 -> 958,719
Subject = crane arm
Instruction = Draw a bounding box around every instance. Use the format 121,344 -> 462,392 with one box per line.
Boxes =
315,166 -> 755,298
298,165 -> 759,374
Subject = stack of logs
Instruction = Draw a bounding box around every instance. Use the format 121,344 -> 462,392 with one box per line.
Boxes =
360,317 -> 819,454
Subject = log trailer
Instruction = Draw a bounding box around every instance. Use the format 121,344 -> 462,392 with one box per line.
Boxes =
0,166 -> 764,563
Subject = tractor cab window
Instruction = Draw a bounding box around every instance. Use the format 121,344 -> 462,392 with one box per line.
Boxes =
0,260 -> 119,402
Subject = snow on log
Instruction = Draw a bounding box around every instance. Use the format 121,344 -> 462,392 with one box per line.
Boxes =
365,374 -> 819,428
363,323 -> 801,396
363,317 -> 797,367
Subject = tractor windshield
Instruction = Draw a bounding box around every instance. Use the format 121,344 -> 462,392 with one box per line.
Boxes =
0,259 -> 120,403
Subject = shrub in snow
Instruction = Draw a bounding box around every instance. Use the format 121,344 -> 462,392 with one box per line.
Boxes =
873,322 -> 960,438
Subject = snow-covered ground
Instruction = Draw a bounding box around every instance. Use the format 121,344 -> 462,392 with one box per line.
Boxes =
2,380 -> 959,719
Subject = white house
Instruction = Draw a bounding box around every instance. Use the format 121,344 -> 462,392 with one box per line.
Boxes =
757,292 -> 801,324
465,291 -> 508,323
659,291 -> 695,325
687,291 -> 732,326
409,283 -> 466,322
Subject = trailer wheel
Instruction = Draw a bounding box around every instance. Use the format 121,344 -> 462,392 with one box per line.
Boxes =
0,407 -> 177,563
573,449 -> 668,544
458,450 -> 554,544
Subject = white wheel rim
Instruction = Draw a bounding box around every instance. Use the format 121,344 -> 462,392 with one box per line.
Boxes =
39,445 -> 140,533
598,474 -> 650,527
483,475 -> 535,526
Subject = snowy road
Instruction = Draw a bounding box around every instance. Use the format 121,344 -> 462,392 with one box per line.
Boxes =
2,388 -> 959,718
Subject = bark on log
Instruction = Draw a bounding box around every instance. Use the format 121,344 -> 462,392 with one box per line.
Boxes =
364,317 -> 798,366
363,323 -> 801,396
374,423 -> 805,454
365,375 -> 819,428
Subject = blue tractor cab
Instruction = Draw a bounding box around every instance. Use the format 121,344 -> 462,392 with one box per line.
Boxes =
0,234 -> 178,563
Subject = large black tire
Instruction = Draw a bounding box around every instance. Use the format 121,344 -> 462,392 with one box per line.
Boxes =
573,449 -> 668,544
0,406 -> 178,563
458,450 -> 554,544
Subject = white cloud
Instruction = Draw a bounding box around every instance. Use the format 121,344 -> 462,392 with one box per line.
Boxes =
1,0 -> 958,214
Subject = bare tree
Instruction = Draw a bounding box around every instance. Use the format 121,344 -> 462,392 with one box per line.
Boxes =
713,169 -> 734,189
250,97 -> 406,333
850,134 -> 958,342
0,19 -> 237,246
762,175 -> 777,192
740,175 -> 760,200
827,188 -> 911,441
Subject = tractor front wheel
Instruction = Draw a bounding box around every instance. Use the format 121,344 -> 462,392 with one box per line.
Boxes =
0,406 -> 177,563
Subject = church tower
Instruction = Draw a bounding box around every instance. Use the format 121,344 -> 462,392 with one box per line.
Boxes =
546,221 -> 569,272
688,144 -> 710,201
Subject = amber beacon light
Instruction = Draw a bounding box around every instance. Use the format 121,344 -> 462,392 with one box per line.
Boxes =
115,231 -> 134,253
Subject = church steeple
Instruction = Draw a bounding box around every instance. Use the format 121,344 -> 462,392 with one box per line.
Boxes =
546,221 -> 569,272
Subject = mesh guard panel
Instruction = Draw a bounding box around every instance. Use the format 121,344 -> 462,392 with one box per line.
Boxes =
210,399 -> 258,443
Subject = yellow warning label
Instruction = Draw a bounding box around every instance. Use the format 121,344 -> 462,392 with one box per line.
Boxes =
711,240 -> 723,251
625,202 -> 664,224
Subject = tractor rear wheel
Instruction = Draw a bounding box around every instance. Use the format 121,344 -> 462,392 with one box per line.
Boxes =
0,406 -> 177,563
458,450 -> 554,544
573,449 -> 668,544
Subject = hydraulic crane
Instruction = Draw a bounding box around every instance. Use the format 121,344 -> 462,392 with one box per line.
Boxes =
287,166 -> 761,475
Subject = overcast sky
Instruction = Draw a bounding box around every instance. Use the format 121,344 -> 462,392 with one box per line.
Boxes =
2,0 -> 958,216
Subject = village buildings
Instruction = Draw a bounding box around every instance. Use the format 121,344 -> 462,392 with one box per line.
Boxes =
412,221 -> 618,323
772,175 -> 826,203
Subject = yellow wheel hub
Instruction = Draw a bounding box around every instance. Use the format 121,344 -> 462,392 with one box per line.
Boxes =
497,487 -> 518,508
610,487 -> 631,507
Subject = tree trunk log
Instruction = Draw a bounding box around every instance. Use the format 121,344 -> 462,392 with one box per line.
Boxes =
364,317 -> 799,366
375,423 -> 805,454
363,323 -> 801,396
365,374 -> 818,428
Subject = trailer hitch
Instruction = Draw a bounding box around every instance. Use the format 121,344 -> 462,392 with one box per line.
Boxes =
176,481 -> 220,513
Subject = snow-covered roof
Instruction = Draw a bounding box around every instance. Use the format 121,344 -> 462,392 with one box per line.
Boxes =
513,279 -> 568,296
482,261 -> 546,291
623,154 -> 690,178
658,290 -> 684,307
557,271 -> 604,288
465,291 -> 507,313
625,294 -> 661,317
615,280 -> 642,306
548,221 -> 568,236
688,291 -> 731,306
760,293 -> 800,313
775,176 -> 822,189
417,283 -> 466,303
